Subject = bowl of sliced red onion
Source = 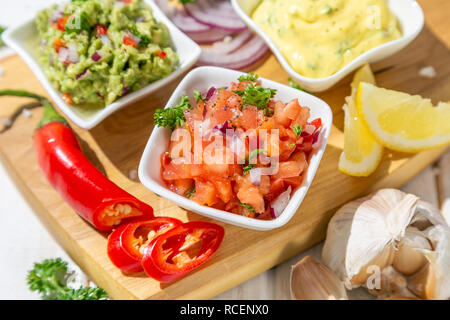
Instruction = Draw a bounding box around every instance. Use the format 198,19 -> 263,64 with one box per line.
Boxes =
154,0 -> 270,70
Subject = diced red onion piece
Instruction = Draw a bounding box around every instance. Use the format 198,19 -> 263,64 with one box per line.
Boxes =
126,30 -> 141,44
91,51 -> 101,62
212,121 -> 233,137
76,69 -> 88,80
249,168 -> 262,186
304,124 -> 316,136
196,35 -> 269,70
211,29 -> 253,54
58,47 -> 69,62
228,133 -> 244,156
205,87 -> 217,101
271,186 -> 292,218
100,34 -> 110,46
201,118 -> 211,138
67,44 -> 79,63
50,10 -> 64,23
270,208 -> 276,219
185,0 -> 247,32
122,86 -> 130,96
312,130 -> 320,145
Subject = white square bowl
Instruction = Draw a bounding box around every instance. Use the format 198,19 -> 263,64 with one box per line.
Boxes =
231,0 -> 424,92
1,0 -> 201,130
138,66 -> 333,230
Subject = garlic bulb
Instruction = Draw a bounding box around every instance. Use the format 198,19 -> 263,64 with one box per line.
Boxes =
322,189 -> 418,289
322,188 -> 449,299
290,256 -> 348,300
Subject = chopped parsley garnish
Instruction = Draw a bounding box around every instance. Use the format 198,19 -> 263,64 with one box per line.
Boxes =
293,124 -> 303,137
130,26 -> 152,46
290,143 -> 296,148
243,163 -> 255,175
154,94 -> 192,130
186,185 -> 196,198
27,258 -> 108,300
194,90 -> 205,103
248,148 -> 265,162
238,201 -> 255,213
238,72 -> 259,82
65,11 -> 90,34
288,78 -> 312,94
233,84 -> 276,116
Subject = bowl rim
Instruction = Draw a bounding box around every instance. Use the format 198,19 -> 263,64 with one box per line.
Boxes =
138,66 -> 333,230
1,0 -> 202,129
231,0 -> 424,91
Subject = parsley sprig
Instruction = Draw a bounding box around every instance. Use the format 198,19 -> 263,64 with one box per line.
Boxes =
233,84 -> 276,116
293,124 -> 303,137
238,72 -> 259,82
130,26 -> 152,46
288,78 -> 312,94
27,258 -> 108,300
154,95 -> 193,130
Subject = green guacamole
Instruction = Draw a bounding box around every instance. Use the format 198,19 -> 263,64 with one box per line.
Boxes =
36,0 -> 179,106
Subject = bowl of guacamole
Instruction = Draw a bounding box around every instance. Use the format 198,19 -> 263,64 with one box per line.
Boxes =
36,0 -> 179,106
2,0 -> 201,128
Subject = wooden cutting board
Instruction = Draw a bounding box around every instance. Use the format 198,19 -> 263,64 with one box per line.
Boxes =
0,0 -> 448,300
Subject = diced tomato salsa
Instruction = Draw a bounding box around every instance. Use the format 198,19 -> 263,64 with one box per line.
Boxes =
159,75 -> 322,220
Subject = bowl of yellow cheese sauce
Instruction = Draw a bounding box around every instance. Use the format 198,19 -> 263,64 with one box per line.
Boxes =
231,0 -> 424,92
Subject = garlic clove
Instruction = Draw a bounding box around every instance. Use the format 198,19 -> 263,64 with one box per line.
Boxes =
322,189 -> 418,289
367,266 -> 417,299
290,256 -> 348,300
407,263 -> 436,300
393,227 -> 432,276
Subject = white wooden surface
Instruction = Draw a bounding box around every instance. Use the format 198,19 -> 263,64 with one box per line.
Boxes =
0,0 -> 448,300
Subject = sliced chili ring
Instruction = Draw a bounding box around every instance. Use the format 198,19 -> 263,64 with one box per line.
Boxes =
142,221 -> 225,283
107,217 -> 182,273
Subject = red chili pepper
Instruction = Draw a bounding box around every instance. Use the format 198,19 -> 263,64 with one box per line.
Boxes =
107,217 -> 182,273
96,25 -> 108,36
123,36 -> 138,48
142,221 -> 224,283
0,90 -> 154,232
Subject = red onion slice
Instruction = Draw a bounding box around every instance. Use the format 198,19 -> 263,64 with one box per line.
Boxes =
186,28 -> 233,44
204,86 -> 217,101
50,10 -> 64,23
210,29 -> 253,54
196,35 -> 269,70
185,0 -> 247,32
249,168 -> 262,186
76,69 -> 88,80
154,0 -> 211,33
125,30 -> 141,44
271,186 -> 292,218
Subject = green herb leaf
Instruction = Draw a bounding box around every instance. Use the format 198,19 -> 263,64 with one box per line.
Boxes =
293,124 -> 303,137
130,26 -> 152,47
154,95 -> 192,131
289,143 -> 296,148
288,78 -> 312,94
238,72 -> 259,82
238,201 -> 255,213
233,84 -> 276,116
27,258 -> 108,300
193,90 -> 204,103
186,185 -> 196,199
243,163 -> 255,175
179,0 -> 196,4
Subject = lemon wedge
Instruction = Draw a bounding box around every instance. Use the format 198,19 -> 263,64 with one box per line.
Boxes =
356,82 -> 450,153
338,65 -> 384,176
